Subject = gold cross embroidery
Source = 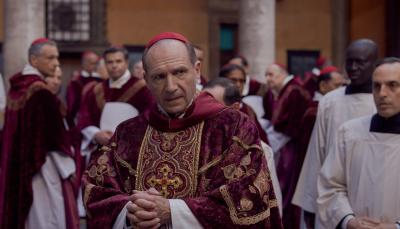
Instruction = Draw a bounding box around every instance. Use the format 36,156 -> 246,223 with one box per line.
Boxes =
147,164 -> 183,198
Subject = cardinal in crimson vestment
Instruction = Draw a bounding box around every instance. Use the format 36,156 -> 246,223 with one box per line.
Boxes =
82,32 -> 282,229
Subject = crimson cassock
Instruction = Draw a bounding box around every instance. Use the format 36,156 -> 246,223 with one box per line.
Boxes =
82,92 -> 282,228
263,78 -> 310,229
77,76 -> 154,130
76,76 -> 154,187
300,72 -> 318,99
240,102 -> 269,144
66,71 -> 103,125
298,100 -> 318,164
0,73 -> 78,229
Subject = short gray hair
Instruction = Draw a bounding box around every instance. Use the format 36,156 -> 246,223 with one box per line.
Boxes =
28,39 -> 57,61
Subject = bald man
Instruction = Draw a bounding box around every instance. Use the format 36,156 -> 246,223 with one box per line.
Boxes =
66,51 -> 103,125
82,32 -> 282,229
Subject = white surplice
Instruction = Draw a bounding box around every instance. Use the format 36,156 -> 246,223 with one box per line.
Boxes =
316,115 -> 400,228
25,151 -> 76,229
292,87 -> 376,214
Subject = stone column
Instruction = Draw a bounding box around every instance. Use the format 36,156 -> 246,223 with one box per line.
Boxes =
238,0 -> 275,83
3,0 -> 45,88
331,0 -> 349,69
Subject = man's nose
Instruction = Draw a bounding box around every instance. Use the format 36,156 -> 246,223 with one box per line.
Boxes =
379,85 -> 388,97
165,75 -> 178,92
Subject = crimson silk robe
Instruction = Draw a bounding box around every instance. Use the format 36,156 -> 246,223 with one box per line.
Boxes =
82,92 -> 282,228
298,101 -> 318,165
248,79 -> 263,96
77,76 -> 154,131
76,76 -> 154,187
263,78 -> 311,229
66,71 -> 103,125
0,73 -> 78,229
302,72 -> 318,99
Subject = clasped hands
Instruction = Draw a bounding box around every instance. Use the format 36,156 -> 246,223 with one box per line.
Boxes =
347,217 -> 397,229
126,188 -> 171,229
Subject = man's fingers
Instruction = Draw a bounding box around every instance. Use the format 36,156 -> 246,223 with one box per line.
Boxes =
147,187 -> 161,196
130,192 -> 156,203
126,202 -> 142,213
134,198 -> 156,210
136,217 -> 161,228
127,211 -> 140,224
148,224 -> 161,229
359,217 -> 380,225
135,209 -> 158,220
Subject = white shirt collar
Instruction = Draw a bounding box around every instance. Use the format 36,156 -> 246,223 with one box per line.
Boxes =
313,91 -> 323,101
282,75 -> 294,88
22,64 -> 43,78
81,70 -> 102,78
109,70 -> 131,89
242,75 -> 251,96
157,99 -> 194,119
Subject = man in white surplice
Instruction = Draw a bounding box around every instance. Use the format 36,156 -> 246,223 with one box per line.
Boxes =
317,57 -> 400,229
292,39 -> 378,228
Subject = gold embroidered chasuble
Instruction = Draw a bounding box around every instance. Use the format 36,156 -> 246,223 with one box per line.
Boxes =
82,92 -> 282,228
135,123 -> 204,198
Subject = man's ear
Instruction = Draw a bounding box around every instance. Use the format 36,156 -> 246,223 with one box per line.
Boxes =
194,60 -> 201,76
143,71 -> 148,83
29,54 -> 38,67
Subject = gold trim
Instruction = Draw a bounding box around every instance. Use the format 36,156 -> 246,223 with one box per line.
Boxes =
135,122 -> 204,198
232,136 -> 262,151
114,153 -> 137,176
198,149 -> 227,175
94,83 -> 105,110
117,79 -> 146,103
135,126 -> 152,189
83,183 -> 95,218
253,166 -> 271,197
7,81 -> 49,111
220,185 -> 271,225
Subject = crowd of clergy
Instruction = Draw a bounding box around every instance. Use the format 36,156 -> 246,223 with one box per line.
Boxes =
0,32 -> 399,229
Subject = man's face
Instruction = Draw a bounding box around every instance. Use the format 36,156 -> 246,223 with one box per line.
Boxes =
229,57 -> 249,74
373,63 -> 400,118
31,44 -> 60,77
345,46 -> 375,86
131,61 -> 145,79
144,40 -> 200,116
82,53 -> 99,73
320,72 -> 345,95
226,69 -> 246,95
265,64 -> 285,92
45,67 -> 62,94
105,52 -> 128,81
194,48 -> 204,64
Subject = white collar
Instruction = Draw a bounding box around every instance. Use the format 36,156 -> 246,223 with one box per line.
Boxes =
282,75 -> 294,87
157,99 -> 194,119
109,70 -> 131,89
22,64 -> 43,78
81,70 -> 101,78
242,75 -> 251,96
313,91 -> 323,101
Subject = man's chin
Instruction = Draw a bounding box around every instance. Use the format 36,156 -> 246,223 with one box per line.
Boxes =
378,110 -> 395,118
